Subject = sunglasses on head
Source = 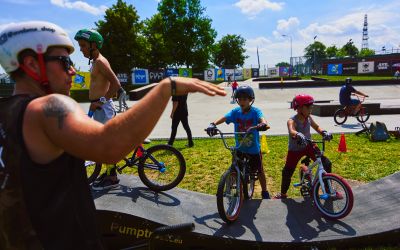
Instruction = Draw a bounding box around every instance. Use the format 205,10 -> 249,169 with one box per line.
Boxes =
44,55 -> 74,72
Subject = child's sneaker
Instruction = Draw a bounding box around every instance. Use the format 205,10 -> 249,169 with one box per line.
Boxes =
92,177 -> 120,191
93,172 -> 107,184
261,191 -> 270,199
273,193 -> 288,199
331,191 -> 343,200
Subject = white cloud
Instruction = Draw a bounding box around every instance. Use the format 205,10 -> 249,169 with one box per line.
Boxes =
234,0 -> 284,17
50,0 -> 108,16
277,17 -> 300,32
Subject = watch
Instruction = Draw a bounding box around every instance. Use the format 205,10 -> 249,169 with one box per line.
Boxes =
99,97 -> 107,104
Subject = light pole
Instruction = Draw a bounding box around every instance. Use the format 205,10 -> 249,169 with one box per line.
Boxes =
313,35 -> 317,75
282,34 -> 292,76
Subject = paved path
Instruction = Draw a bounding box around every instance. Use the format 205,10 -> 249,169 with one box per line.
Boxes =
79,81 -> 400,139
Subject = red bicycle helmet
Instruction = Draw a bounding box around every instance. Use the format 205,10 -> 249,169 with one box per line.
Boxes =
292,94 -> 314,110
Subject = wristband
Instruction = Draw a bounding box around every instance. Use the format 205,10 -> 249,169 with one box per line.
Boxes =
169,76 -> 177,96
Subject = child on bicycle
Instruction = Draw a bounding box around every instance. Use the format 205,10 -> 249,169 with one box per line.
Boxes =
339,77 -> 369,115
206,85 -> 271,199
274,94 -> 333,199
117,86 -> 129,113
231,80 -> 239,101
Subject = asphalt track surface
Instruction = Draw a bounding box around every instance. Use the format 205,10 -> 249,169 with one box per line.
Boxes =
79,80 -> 400,140
94,172 -> 400,248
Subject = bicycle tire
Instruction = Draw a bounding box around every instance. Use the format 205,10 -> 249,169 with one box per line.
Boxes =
85,161 -> 102,184
243,167 -> 255,199
356,107 -> 370,123
312,173 -> 354,220
138,144 -> 186,192
333,109 -> 347,125
216,169 -> 243,223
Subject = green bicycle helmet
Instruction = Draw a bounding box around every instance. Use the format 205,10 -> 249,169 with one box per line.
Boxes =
74,29 -> 104,49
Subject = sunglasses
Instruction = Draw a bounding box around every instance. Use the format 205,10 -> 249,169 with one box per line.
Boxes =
44,56 -> 74,72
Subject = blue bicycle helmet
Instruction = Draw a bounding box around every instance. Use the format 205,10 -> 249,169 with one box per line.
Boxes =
234,85 -> 255,100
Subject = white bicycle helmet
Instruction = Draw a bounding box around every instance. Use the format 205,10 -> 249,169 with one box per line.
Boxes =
0,20 -> 74,73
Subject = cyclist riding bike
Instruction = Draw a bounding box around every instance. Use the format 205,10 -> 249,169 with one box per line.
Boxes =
207,85 -> 271,199
274,94 -> 333,199
339,77 -> 369,115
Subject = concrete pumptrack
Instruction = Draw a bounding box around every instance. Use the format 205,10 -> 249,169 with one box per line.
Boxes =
91,79 -> 399,249
93,172 -> 400,250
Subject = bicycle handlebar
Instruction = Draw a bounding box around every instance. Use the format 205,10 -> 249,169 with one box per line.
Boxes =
152,222 -> 194,236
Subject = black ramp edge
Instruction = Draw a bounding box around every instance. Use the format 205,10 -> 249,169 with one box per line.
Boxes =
94,172 -> 400,249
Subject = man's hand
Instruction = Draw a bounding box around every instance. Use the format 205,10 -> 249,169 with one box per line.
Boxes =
89,102 -> 102,111
170,77 -> 226,97
322,130 -> 333,141
206,123 -> 218,137
296,132 -> 307,146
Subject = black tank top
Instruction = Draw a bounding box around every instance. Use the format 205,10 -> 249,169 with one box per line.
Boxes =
1,95 -> 104,250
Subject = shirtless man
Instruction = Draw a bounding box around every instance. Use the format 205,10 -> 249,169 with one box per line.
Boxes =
75,29 -> 121,190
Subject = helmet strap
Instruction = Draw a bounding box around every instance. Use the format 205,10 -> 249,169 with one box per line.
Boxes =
19,52 -> 51,94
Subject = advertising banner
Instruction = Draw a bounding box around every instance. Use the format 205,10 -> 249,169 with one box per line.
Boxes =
117,73 -> 129,84
327,64 -> 343,75
358,61 -> 375,74
267,67 -> 278,77
225,69 -> 234,81
215,68 -> 225,81
234,69 -> 243,80
193,71 -> 204,80
391,62 -> 400,70
148,70 -> 164,83
132,69 -> 149,84
164,68 -> 179,77
342,63 -> 357,75
204,68 -> 215,81
71,71 -> 90,90
179,68 -> 192,78
279,66 -> 290,76
251,68 -> 259,78
243,68 -> 252,79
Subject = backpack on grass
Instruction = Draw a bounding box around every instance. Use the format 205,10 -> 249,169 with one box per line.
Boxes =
369,121 -> 390,142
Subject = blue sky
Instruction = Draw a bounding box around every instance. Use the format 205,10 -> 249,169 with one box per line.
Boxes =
1,0 -> 400,73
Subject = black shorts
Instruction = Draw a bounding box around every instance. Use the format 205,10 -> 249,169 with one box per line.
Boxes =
237,151 -> 262,173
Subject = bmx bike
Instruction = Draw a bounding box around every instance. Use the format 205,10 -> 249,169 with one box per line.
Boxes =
294,137 -> 354,220
86,144 -> 186,192
334,94 -> 370,125
206,126 -> 269,223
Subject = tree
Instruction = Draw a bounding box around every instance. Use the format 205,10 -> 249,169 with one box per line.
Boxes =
359,48 -> 375,57
158,0 -> 217,69
304,41 -> 327,67
275,62 -> 290,67
338,39 -> 359,57
212,34 -> 248,68
143,13 -> 170,69
95,0 -> 148,73
326,45 -> 338,58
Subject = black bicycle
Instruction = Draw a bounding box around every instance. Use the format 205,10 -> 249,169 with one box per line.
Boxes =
86,144 -> 186,192
206,126 -> 269,223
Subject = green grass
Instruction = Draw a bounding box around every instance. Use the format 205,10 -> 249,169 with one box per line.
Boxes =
302,75 -> 394,81
113,133 -> 400,198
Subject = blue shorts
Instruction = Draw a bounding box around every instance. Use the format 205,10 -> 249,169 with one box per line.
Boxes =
350,98 -> 360,105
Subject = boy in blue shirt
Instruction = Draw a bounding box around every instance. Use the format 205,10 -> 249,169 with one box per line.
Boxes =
207,86 -> 271,199
339,77 -> 368,115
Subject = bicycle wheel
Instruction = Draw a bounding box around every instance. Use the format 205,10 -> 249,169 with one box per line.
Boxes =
312,173 -> 354,220
138,144 -> 186,192
243,167 -> 255,199
85,161 -> 102,184
356,107 -> 370,123
334,109 -> 347,125
216,169 -> 243,223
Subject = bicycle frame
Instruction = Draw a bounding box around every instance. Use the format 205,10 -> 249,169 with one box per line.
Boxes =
298,139 -> 332,200
116,145 -> 166,174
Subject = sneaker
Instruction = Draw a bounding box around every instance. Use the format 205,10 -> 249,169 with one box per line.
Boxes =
186,143 -> 194,148
261,191 -> 270,199
273,193 -> 288,199
143,138 -> 151,144
331,191 -> 343,200
92,177 -> 120,191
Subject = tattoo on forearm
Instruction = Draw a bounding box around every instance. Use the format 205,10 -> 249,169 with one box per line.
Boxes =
43,96 -> 74,129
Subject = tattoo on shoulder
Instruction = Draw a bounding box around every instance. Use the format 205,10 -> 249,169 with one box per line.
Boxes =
43,95 -> 75,129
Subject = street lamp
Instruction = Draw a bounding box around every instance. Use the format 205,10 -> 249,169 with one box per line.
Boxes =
282,34 -> 292,76
313,35 -> 317,75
